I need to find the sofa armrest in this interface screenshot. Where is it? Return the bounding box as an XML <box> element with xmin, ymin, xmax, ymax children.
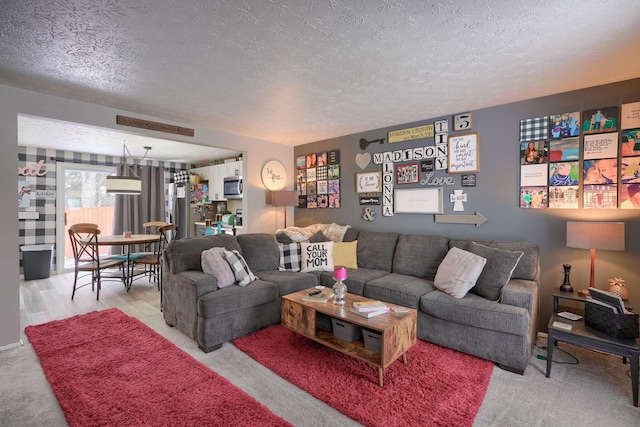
<box><xmin>163</xmin><ymin>270</ymin><xmax>219</xmax><ymax>340</ymax></box>
<box><xmin>174</xmin><ymin>271</ymin><xmax>219</xmax><ymax>297</ymax></box>
<box><xmin>501</xmin><ymin>279</ymin><xmax>538</xmax><ymax>313</ymax></box>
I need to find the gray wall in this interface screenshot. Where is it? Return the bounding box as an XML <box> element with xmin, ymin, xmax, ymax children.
<box><xmin>295</xmin><ymin>78</ymin><xmax>640</xmax><ymax>331</ymax></box>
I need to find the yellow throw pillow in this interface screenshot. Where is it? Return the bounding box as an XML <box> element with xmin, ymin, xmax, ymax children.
<box><xmin>332</xmin><ymin>241</ymin><xmax>358</xmax><ymax>269</ymax></box>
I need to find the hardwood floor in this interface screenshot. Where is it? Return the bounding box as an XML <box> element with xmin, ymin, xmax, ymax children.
<box><xmin>20</xmin><ymin>271</ymin><xmax>162</xmax><ymax>327</ymax></box>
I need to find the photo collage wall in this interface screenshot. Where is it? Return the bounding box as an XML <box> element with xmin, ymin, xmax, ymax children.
<box><xmin>519</xmin><ymin>101</ymin><xmax>640</xmax><ymax>209</ymax></box>
<box><xmin>296</xmin><ymin>150</ymin><xmax>340</xmax><ymax>208</ymax></box>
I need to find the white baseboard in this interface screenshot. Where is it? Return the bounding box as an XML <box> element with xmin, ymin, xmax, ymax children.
<box><xmin>0</xmin><ymin>339</ymin><xmax>23</xmax><ymax>352</ymax></box>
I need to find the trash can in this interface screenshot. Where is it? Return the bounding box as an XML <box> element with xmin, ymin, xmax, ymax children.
<box><xmin>20</xmin><ymin>244</ymin><xmax>54</xmax><ymax>280</ymax></box>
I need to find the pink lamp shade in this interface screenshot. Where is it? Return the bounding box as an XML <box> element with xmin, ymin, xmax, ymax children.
<box><xmin>566</xmin><ymin>221</ymin><xmax>624</xmax><ymax>287</ymax></box>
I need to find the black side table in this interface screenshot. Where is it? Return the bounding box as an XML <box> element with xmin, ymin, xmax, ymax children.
<box><xmin>546</xmin><ymin>295</ymin><xmax>640</xmax><ymax>407</ymax></box>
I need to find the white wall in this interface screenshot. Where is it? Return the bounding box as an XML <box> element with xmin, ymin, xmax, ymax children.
<box><xmin>0</xmin><ymin>84</ymin><xmax>295</xmax><ymax>347</ymax></box>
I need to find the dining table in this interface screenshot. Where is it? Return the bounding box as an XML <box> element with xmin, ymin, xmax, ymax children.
<box><xmin>92</xmin><ymin>234</ymin><xmax>162</xmax><ymax>290</ymax></box>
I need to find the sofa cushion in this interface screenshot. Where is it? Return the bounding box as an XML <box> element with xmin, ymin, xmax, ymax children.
<box><xmin>224</xmin><ymin>250</ymin><xmax>258</xmax><ymax>286</ymax></box>
<box><xmin>308</xmin><ymin>230</ymin><xmax>329</xmax><ymax>242</ymax></box>
<box><xmin>278</xmin><ymin>243</ymin><xmax>301</xmax><ymax>272</ymax></box>
<box><xmin>392</xmin><ymin>234</ymin><xmax>449</xmax><ymax>280</ymax></box>
<box><xmin>332</xmin><ymin>241</ymin><xmax>358</xmax><ymax>269</ymax></box>
<box><xmin>256</xmin><ymin>270</ymin><xmax>320</xmax><ymax>296</ymax></box>
<box><xmin>468</xmin><ymin>242</ymin><xmax>523</xmax><ymax>301</ymax></box>
<box><xmin>434</xmin><ymin>247</ymin><xmax>486</xmax><ymax>298</ymax></box>
<box><xmin>237</xmin><ymin>234</ymin><xmax>280</xmax><ymax>272</ymax></box>
<box><xmin>449</xmin><ymin>239</ymin><xmax>539</xmax><ymax>281</ymax></box>
<box><xmin>420</xmin><ymin>290</ymin><xmax>529</xmax><ymax>336</ymax></box>
<box><xmin>300</xmin><ymin>241</ymin><xmax>334</xmax><ymax>272</ymax></box>
<box><xmin>197</xmin><ymin>280</ymin><xmax>278</xmax><ymax>318</ymax></box>
<box><xmin>356</xmin><ymin>231</ymin><xmax>399</xmax><ymax>272</ymax></box>
<box><xmin>320</xmin><ymin>268</ymin><xmax>390</xmax><ymax>296</ymax></box>
<box><xmin>166</xmin><ymin>234</ymin><xmax>241</xmax><ymax>273</ymax></box>
<box><xmin>201</xmin><ymin>247</ymin><xmax>235</xmax><ymax>288</ymax></box>
<box><xmin>364</xmin><ymin>273</ymin><xmax>436</xmax><ymax>309</ymax></box>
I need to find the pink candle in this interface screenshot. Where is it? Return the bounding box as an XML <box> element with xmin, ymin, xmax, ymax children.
<box><xmin>333</xmin><ymin>266</ymin><xmax>347</xmax><ymax>281</ymax></box>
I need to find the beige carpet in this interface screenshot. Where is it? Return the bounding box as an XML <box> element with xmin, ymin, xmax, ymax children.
<box><xmin>2</xmin><ymin>305</ymin><xmax>639</xmax><ymax>426</ymax></box>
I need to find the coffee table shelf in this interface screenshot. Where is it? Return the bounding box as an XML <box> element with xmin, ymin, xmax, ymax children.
<box><xmin>281</xmin><ymin>288</ymin><xmax>417</xmax><ymax>386</ymax></box>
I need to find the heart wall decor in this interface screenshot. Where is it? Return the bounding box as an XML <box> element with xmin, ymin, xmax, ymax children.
<box><xmin>355</xmin><ymin>152</ymin><xmax>371</xmax><ymax>170</ymax></box>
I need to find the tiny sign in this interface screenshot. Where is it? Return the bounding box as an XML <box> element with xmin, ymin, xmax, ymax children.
<box><xmin>462</xmin><ymin>174</ymin><xmax>476</xmax><ymax>187</ymax></box>
<box><xmin>359</xmin><ymin>195</ymin><xmax>380</xmax><ymax>205</ymax></box>
<box><xmin>19</xmin><ymin>211</ymin><xmax>39</xmax><ymax>220</ymax></box>
<box><xmin>35</xmin><ymin>190</ymin><xmax>56</xmax><ymax>198</ymax></box>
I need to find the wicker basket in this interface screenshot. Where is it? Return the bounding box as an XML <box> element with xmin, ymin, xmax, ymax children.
<box><xmin>585</xmin><ymin>302</ymin><xmax>639</xmax><ymax>339</ymax></box>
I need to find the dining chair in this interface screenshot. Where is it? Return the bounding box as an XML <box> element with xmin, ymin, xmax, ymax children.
<box><xmin>132</xmin><ymin>224</ymin><xmax>177</xmax><ymax>305</ymax></box>
<box><xmin>67</xmin><ymin>224</ymin><xmax>126</xmax><ymax>300</ymax></box>
<box><xmin>131</xmin><ymin>221</ymin><xmax>169</xmax><ymax>280</ymax></box>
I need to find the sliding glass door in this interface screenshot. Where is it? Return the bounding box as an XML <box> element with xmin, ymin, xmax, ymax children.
<box><xmin>55</xmin><ymin>163</ymin><xmax>116</xmax><ymax>273</ymax></box>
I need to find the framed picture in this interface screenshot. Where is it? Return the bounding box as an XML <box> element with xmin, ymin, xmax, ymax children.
<box><xmin>448</xmin><ymin>132</ymin><xmax>479</xmax><ymax>173</ymax></box>
<box><xmin>395</xmin><ymin>162</ymin><xmax>419</xmax><ymax>184</ymax></box>
<box><xmin>355</xmin><ymin>171</ymin><xmax>382</xmax><ymax>193</ymax></box>
<box><xmin>394</xmin><ymin>188</ymin><xmax>443</xmax><ymax>214</ymax></box>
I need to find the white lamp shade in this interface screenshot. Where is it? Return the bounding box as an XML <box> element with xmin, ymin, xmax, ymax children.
<box><xmin>106</xmin><ymin>176</ymin><xmax>142</xmax><ymax>195</ymax></box>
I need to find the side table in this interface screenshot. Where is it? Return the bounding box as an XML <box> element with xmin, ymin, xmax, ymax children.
<box><xmin>546</xmin><ymin>289</ymin><xmax>639</xmax><ymax>407</ymax></box>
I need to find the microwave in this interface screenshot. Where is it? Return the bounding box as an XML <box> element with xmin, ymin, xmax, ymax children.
<box><xmin>223</xmin><ymin>176</ymin><xmax>243</xmax><ymax>199</ymax></box>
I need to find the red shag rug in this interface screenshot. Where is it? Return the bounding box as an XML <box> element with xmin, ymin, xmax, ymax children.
<box><xmin>234</xmin><ymin>325</ymin><xmax>493</xmax><ymax>427</ymax></box>
<box><xmin>25</xmin><ymin>309</ymin><xmax>290</xmax><ymax>427</ymax></box>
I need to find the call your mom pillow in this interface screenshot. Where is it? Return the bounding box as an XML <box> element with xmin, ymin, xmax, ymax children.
<box><xmin>300</xmin><ymin>241</ymin><xmax>334</xmax><ymax>272</ymax></box>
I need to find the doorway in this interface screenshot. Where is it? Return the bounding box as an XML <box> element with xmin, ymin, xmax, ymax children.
<box><xmin>55</xmin><ymin>163</ymin><xmax>116</xmax><ymax>273</ymax></box>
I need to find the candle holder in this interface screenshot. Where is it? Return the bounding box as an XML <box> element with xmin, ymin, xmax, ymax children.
<box><xmin>559</xmin><ymin>264</ymin><xmax>573</xmax><ymax>292</ymax></box>
<box><xmin>332</xmin><ymin>266</ymin><xmax>348</xmax><ymax>305</ymax></box>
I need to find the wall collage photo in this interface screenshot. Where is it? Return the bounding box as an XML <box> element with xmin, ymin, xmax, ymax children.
<box><xmin>519</xmin><ymin>101</ymin><xmax>640</xmax><ymax>209</ymax></box>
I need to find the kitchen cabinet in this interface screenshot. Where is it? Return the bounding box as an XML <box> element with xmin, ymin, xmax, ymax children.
<box><xmin>208</xmin><ymin>160</ymin><xmax>243</xmax><ymax>201</ymax></box>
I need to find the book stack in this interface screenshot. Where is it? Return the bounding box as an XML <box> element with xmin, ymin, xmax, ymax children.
<box><xmin>350</xmin><ymin>300</ymin><xmax>389</xmax><ymax>318</ymax></box>
<box><xmin>301</xmin><ymin>290</ymin><xmax>333</xmax><ymax>303</ymax></box>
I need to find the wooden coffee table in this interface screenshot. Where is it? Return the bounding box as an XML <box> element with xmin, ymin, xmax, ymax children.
<box><xmin>281</xmin><ymin>288</ymin><xmax>417</xmax><ymax>386</ymax></box>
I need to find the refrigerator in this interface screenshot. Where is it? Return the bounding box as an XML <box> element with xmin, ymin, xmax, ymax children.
<box><xmin>169</xmin><ymin>183</ymin><xmax>203</xmax><ymax>239</ymax></box>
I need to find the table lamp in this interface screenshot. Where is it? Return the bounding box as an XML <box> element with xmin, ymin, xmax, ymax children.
<box><xmin>566</xmin><ymin>221</ymin><xmax>625</xmax><ymax>289</ymax></box>
<box><xmin>271</xmin><ymin>190</ymin><xmax>298</xmax><ymax>228</ymax></box>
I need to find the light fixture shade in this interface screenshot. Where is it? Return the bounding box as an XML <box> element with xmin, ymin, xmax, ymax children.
<box><xmin>271</xmin><ymin>190</ymin><xmax>298</xmax><ymax>207</ymax></box>
<box><xmin>566</xmin><ymin>221</ymin><xmax>625</xmax><ymax>250</ymax></box>
<box><xmin>106</xmin><ymin>176</ymin><xmax>142</xmax><ymax>195</ymax></box>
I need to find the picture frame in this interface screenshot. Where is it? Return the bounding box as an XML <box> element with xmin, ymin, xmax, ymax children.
<box><xmin>395</xmin><ymin>162</ymin><xmax>419</xmax><ymax>184</ymax></box>
<box><xmin>394</xmin><ymin>187</ymin><xmax>443</xmax><ymax>214</ymax></box>
<box><xmin>448</xmin><ymin>132</ymin><xmax>479</xmax><ymax>173</ymax></box>
<box><xmin>355</xmin><ymin>171</ymin><xmax>382</xmax><ymax>193</ymax></box>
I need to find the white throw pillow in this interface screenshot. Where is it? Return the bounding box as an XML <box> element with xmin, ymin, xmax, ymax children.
<box><xmin>300</xmin><ymin>241</ymin><xmax>334</xmax><ymax>272</ymax></box>
<box><xmin>201</xmin><ymin>247</ymin><xmax>236</xmax><ymax>288</ymax></box>
<box><xmin>434</xmin><ymin>247</ymin><xmax>486</xmax><ymax>298</ymax></box>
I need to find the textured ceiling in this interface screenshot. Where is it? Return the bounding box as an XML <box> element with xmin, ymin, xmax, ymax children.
<box><xmin>2</xmin><ymin>0</ymin><xmax>640</xmax><ymax>160</ymax></box>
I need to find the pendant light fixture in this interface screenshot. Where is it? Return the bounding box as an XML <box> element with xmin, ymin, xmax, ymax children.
<box><xmin>106</xmin><ymin>143</ymin><xmax>150</xmax><ymax>195</ymax></box>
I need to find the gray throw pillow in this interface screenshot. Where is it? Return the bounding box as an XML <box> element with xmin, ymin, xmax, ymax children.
<box><xmin>468</xmin><ymin>242</ymin><xmax>523</xmax><ymax>301</ymax></box>
<box><xmin>308</xmin><ymin>230</ymin><xmax>329</xmax><ymax>243</ymax></box>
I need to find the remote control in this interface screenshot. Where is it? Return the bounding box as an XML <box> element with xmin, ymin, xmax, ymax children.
<box><xmin>308</xmin><ymin>290</ymin><xmax>322</xmax><ymax>296</ymax></box>
<box><xmin>557</xmin><ymin>311</ymin><xmax>582</xmax><ymax>321</ymax></box>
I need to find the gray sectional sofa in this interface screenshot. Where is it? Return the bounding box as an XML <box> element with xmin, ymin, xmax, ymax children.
<box><xmin>163</xmin><ymin>229</ymin><xmax>539</xmax><ymax>374</ymax></box>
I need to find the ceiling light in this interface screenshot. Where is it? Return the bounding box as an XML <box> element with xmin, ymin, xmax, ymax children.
<box><xmin>106</xmin><ymin>144</ymin><xmax>150</xmax><ymax>195</ymax></box>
